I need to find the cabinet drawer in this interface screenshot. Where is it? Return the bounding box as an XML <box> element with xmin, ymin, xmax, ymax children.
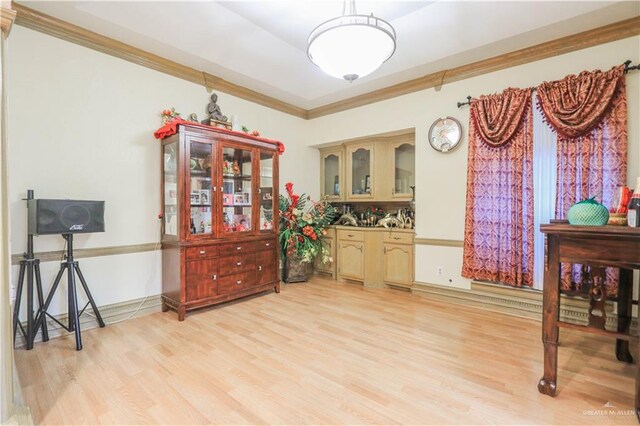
<box><xmin>185</xmin><ymin>259</ymin><xmax>218</xmax><ymax>301</ymax></box>
<box><xmin>185</xmin><ymin>245</ymin><xmax>219</xmax><ymax>260</ymax></box>
<box><xmin>256</xmin><ymin>250</ymin><xmax>278</xmax><ymax>285</ymax></box>
<box><xmin>219</xmin><ymin>253</ymin><xmax>256</xmax><ymax>276</ymax></box>
<box><xmin>382</xmin><ymin>232</ymin><xmax>413</xmax><ymax>244</ymax></box>
<box><xmin>338</xmin><ymin>230</ymin><xmax>364</xmax><ymax>242</ymax></box>
<box><xmin>218</xmin><ymin>271</ymin><xmax>256</xmax><ymax>295</ymax></box>
<box><xmin>219</xmin><ymin>241</ymin><xmax>256</xmax><ymax>256</ymax></box>
<box><xmin>256</xmin><ymin>238</ymin><xmax>277</xmax><ymax>252</ymax></box>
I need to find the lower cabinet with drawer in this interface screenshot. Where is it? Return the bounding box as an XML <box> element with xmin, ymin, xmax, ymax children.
<box><xmin>162</xmin><ymin>236</ymin><xmax>280</xmax><ymax>321</ymax></box>
<box><xmin>334</xmin><ymin>227</ymin><xmax>414</xmax><ymax>288</ymax></box>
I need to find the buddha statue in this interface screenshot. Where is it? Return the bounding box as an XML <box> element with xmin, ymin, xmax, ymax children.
<box><xmin>201</xmin><ymin>93</ymin><xmax>228</xmax><ymax>124</ymax></box>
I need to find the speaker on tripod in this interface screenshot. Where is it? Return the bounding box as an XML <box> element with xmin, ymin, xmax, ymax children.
<box><xmin>19</xmin><ymin>194</ymin><xmax>107</xmax><ymax>351</ymax></box>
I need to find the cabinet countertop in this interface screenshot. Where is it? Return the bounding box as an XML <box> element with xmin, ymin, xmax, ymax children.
<box><xmin>329</xmin><ymin>225</ymin><xmax>415</xmax><ymax>234</ymax></box>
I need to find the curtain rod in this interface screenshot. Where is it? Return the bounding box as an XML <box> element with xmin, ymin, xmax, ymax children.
<box><xmin>456</xmin><ymin>60</ymin><xmax>639</xmax><ymax>108</ymax></box>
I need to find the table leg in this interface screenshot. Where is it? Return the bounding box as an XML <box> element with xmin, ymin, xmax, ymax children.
<box><xmin>539</xmin><ymin>235</ymin><xmax>559</xmax><ymax>396</ymax></box>
<box><xmin>637</xmin><ymin>334</ymin><xmax>640</xmax><ymax>422</ymax></box>
<box><xmin>616</xmin><ymin>268</ymin><xmax>633</xmax><ymax>363</ymax></box>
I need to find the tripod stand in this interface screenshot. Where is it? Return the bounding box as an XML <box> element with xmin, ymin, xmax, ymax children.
<box><xmin>36</xmin><ymin>233</ymin><xmax>105</xmax><ymax>351</ymax></box>
<box><xmin>13</xmin><ymin>190</ymin><xmax>49</xmax><ymax>349</ymax></box>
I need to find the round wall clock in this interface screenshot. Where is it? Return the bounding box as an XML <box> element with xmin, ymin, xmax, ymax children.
<box><xmin>428</xmin><ymin>116</ymin><xmax>462</xmax><ymax>153</ymax></box>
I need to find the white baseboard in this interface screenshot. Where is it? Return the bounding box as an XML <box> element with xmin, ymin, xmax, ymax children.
<box><xmin>14</xmin><ymin>294</ymin><xmax>162</xmax><ymax>348</ymax></box>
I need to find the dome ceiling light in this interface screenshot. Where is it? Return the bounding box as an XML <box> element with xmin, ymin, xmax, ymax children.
<box><xmin>307</xmin><ymin>0</ymin><xmax>397</xmax><ymax>82</ymax></box>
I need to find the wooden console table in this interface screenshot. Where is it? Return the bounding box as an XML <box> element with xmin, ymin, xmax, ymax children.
<box><xmin>538</xmin><ymin>224</ymin><xmax>640</xmax><ymax>418</ymax></box>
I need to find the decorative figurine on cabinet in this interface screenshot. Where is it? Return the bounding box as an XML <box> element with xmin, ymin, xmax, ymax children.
<box><xmin>201</xmin><ymin>93</ymin><xmax>231</xmax><ymax>129</ymax></box>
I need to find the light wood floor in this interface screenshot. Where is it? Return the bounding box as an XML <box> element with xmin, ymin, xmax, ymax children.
<box><xmin>15</xmin><ymin>276</ymin><xmax>637</xmax><ymax>425</ymax></box>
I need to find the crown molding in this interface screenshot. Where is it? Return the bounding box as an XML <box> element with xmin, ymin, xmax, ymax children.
<box><xmin>1</xmin><ymin>7</ymin><xmax>16</xmax><ymax>37</ymax></box>
<box><xmin>307</xmin><ymin>16</ymin><xmax>640</xmax><ymax>119</ymax></box>
<box><xmin>12</xmin><ymin>3</ymin><xmax>308</xmax><ymax>119</ymax></box>
<box><xmin>11</xmin><ymin>3</ymin><xmax>640</xmax><ymax>121</ymax></box>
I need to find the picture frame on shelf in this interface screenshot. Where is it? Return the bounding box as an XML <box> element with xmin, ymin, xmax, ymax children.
<box><xmin>234</xmin><ymin>194</ymin><xmax>244</xmax><ymax>205</ymax></box>
<box><xmin>190</xmin><ymin>192</ymin><xmax>201</xmax><ymax>205</ymax></box>
<box><xmin>365</xmin><ymin>175</ymin><xmax>371</xmax><ymax>193</ymax></box>
<box><xmin>199</xmin><ymin>190</ymin><xmax>210</xmax><ymax>205</ymax></box>
<box><xmin>223</xmin><ymin>193</ymin><xmax>234</xmax><ymax>206</ymax></box>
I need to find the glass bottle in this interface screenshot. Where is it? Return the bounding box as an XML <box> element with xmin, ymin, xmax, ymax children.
<box><xmin>628</xmin><ymin>177</ymin><xmax>640</xmax><ymax>227</ymax></box>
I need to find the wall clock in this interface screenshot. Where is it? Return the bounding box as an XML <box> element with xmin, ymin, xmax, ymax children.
<box><xmin>428</xmin><ymin>116</ymin><xmax>462</xmax><ymax>153</ymax></box>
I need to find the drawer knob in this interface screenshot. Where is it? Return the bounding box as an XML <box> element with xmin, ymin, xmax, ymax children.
<box><xmin>236</xmin><ymin>246</ymin><xmax>242</xmax><ymax>251</ymax></box>
<box><xmin>265</xmin><ymin>243</ymin><xmax>270</xmax><ymax>247</ymax></box>
<box><xmin>236</xmin><ymin>262</ymin><xmax>242</xmax><ymax>266</ymax></box>
<box><xmin>211</xmin><ymin>274</ymin><xmax>217</xmax><ymax>280</ymax></box>
<box><xmin>348</xmin><ymin>234</ymin><xmax>354</xmax><ymax>237</ymax></box>
<box><xmin>236</xmin><ymin>280</ymin><xmax>242</xmax><ymax>285</ymax></box>
<box><xmin>199</xmin><ymin>250</ymin><xmax>206</xmax><ymax>254</ymax></box>
<box><xmin>393</xmin><ymin>237</ymin><xmax>400</xmax><ymax>240</ymax></box>
<box><xmin>258</xmin><ymin>265</ymin><xmax>262</xmax><ymax>271</ymax></box>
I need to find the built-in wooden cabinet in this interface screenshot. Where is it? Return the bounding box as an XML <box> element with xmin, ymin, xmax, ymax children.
<box><xmin>333</xmin><ymin>227</ymin><xmax>413</xmax><ymax>288</ymax></box>
<box><xmin>382</xmin><ymin>232</ymin><xmax>414</xmax><ymax>287</ymax></box>
<box><xmin>160</xmin><ymin>123</ymin><xmax>280</xmax><ymax>321</ymax></box>
<box><xmin>314</xmin><ymin>227</ymin><xmax>336</xmax><ymax>278</ymax></box>
<box><xmin>320</xmin><ymin>149</ymin><xmax>344</xmax><ymax>200</ymax></box>
<box><xmin>318</xmin><ymin>130</ymin><xmax>414</xmax><ymax>202</ymax></box>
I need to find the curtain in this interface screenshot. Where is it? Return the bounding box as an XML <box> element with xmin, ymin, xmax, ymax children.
<box><xmin>537</xmin><ymin>65</ymin><xmax>627</xmax><ymax>295</ymax></box>
<box><xmin>462</xmin><ymin>88</ymin><xmax>534</xmax><ymax>288</ymax></box>
<box><xmin>532</xmin><ymin>106</ymin><xmax>557</xmax><ymax>290</ymax></box>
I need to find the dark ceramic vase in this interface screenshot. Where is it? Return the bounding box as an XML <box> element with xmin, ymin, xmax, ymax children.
<box><xmin>283</xmin><ymin>253</ymin><xmax>308</xmax><ymax>283</ymax></box>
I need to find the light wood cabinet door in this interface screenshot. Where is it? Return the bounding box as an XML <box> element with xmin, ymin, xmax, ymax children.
<box><xmin>346</xmin><ymin>143</ymin><xmax>374</xmax><ymax>200</ymax></box>
<box><xmin>338</xmin><ymin>240</ymin><xmax>365</xmax><ymax>281</ymax></box>
<box><xmin>389</xmin><ymin>140</ymin><xmax>415</xmax><ymax>200</ymax></box>
<box><xmin>320</xmin><ymin>148</ymin><xmax>344</xmax><ymax>200</ymax></box>
<box><xmin>383</xmin><ymin>243</ymin><xmax>413</xmax><ymax>286</ymax></box>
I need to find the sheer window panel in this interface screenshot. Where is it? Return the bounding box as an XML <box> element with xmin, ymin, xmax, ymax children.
<box><xmin>533</xmin><ymin>105</ymin><xmax>557</xmax><ymax>290</ymax></box>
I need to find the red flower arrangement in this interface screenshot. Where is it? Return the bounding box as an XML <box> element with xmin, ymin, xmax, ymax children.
<box><xmin>279</xmin><ymin>182</ymin><xmax>336</xmax><ymax>263</ymax></box>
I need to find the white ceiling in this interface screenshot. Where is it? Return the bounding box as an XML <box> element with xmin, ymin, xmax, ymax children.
<box><xmin>19</xmin><ymin>1</ymin><xmax>640</xmax><ymax>109</ymax></box>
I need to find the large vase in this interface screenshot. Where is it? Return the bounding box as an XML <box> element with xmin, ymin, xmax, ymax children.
<box><xmin>283</xmin><ymin>253</ymin><xmax>308</xmax><ymax>283</ymax></box>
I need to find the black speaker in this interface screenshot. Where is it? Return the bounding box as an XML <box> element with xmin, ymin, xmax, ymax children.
<box><xmin>27</xmin><ymin>199</ymin><xmax>105</xmax><ymax>235</ymax></box>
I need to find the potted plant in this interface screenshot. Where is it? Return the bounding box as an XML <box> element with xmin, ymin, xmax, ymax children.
<box><xmin>279</xmin><ymin>182</ymin><xmax>337</xmax><ymax>283</ymax></box>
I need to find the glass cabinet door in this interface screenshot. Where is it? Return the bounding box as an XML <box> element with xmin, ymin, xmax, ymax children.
<box><xmin>348</xmin><ymin>144</ymin><xmax>373</xmax><ymax>198</ymax></box>
<box><xmin>392</xmin><ymin>142</ymin><xmax>415</xmax><ymax>198</ymax></box>
<box><xmin>221</xmin><ymin>146</ymin><xmax>253</xmax><ymax>234</ymax></box>
<box><xmin>259</xmin><ymin>151</ymin><xmax>275</xmax><ymax>232</ymax></box>
<box><xmin>188</xmin><ymin>140</ymin><xmax>214</xmax><ymax>237</ymax></box>
<box><xmin>322</xmin><ymin>151</ymin><xmax>342</xmax><ymax>199</ymax></box>
<box><xmin>163</xmin><ymin>141</ymin><xmax>179</xmax><ymax>237</ymax></box>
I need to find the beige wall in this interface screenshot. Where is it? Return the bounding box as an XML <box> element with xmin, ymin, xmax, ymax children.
<box><xmin>0</xmin><ymin>28</ymin><xmax>13</xmax><ymax>423</ymax></box>
<box><xmin>6</xmin><ymin>26</ymin><xmax>314</xmax><ymax>317</ymax></box>
<box><xmin>306</xmin><ymin>36</ymin><xmax>640</xmax><ymax>289</ymax></box>
<box><xmin>5</xmin><ymin>27</ymin><xmax>640</xmax><ymax>306</ymax></box>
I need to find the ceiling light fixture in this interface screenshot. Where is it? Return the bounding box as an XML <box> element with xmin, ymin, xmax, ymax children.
<box><xmin>307</xmin><ymin>0</ymin><xmax>396</xmax><ymax>82</ymax></box>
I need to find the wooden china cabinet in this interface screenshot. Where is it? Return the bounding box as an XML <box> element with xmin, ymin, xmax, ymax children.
<box><xmin>160</xmin><ymin>123</ymin><xmax>280</xmax><ymax>320</ymax></box>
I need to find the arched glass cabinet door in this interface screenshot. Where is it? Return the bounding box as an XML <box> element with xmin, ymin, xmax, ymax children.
<box><xmin>347</xmin><ymin>143</ymin><xmax>374</xmax><ymax>199</ymax></box>
<box><xmin>390</xmin><ymin>142</ymin><xmax>415</xmax><ymax>199</ymax></box>
<box><xmin>321</xmin><ymin>149</ymin><xmax>343</xmax><ymax>200</ymax></box>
